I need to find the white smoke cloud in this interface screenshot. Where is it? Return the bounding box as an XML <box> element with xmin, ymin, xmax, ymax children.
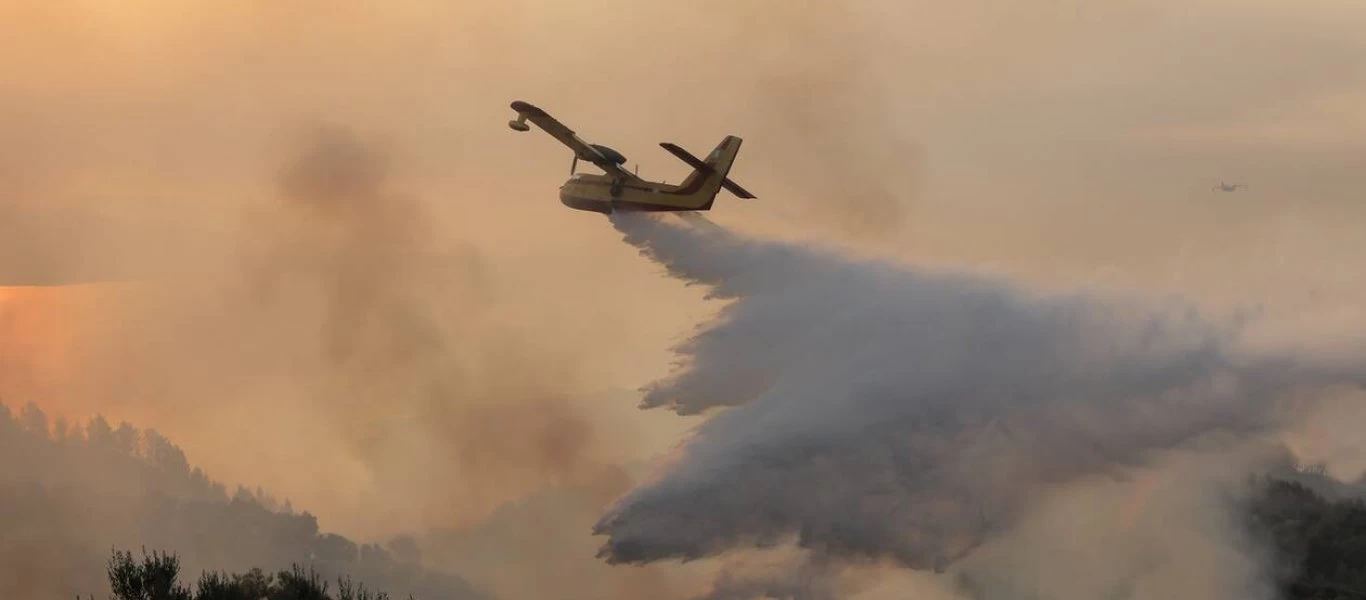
<box><xmin>593</xmin><ymin>214</ymin><xmax>1364</xmax><ymax>576</ymax></box>
<box><xmin>946</xmin><ymin>446</ymin><xmax>1285</xmax><ymax>600</ymax></box>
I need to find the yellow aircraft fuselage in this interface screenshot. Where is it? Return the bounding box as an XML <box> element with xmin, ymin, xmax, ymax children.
<box><xmin>508</xmin><ymin>100</ymin><xmax>755</xmax><ymax>214</ymax></box>
<box><xmin>558</xmin><ymin>171</ymin><xmax>726</xmax><ymax>214</ymax></box>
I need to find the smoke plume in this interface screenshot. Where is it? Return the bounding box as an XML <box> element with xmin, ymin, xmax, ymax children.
<box><xmin>199</xmin><ymin>124</ymin><xmax>622</xmax><ymax>534</ymax></box>
<box><xmin>594</xmin><ymin>214</ymin><xmax>1364</xmax><ymax>575</ymax></box>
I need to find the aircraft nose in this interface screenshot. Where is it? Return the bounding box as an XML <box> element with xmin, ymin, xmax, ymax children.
<box><xmin>558</xmin><ymin>189</ymin><xmax>580</xmax><ymax>209</ymax></box>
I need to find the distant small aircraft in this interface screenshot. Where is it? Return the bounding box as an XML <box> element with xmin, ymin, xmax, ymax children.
<box><xmin>1212</xmin><ymin>181</ymin><xmax>1247</xmax><ymax>192</ymax></box>
<box><xmin>508</xmin><ymin>100</ymin><xmax>755</xmax><ymax>214</ymax></box>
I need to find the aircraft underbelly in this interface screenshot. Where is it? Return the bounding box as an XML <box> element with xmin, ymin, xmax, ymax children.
<box><xmin>559</xmin><ymin>180</ymin><xmax>704</xmax><ymax>213</ymax></box>
<box><xmin>559</xmin><ymin>189</ymin><xmax>613</xmax><ymax>214</ymax></box>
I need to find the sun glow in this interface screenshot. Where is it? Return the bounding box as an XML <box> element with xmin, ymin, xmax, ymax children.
<box><xmin>0</xmin><ymin>285</ymin><xmax>103</xmax><ymax>421</ymax></box>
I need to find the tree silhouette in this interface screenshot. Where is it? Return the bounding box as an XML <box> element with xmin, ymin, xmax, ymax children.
<box><xmin>104</xmin><ymin>548</ymin><xmax>400</xmax><ymax>600</ymax></box>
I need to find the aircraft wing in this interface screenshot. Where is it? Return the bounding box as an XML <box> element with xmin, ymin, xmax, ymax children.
<box><xmin>510</xmin><ymin>101</ymin><xmax>638</xmax><ymax>181</ymax></box>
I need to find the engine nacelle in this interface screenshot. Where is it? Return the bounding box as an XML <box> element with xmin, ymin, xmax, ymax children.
<box><xmin>508</xmin><ymin>115</ymin><xmax>530</xmax><ymax>132</ymax></box>
<box><xmin>590</xmin><ymin>144</ymin><xmax>627</xmax><ymax>165</ymax></box>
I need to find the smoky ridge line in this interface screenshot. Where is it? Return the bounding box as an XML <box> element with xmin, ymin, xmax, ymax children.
<box><xmin>0</xmin><ymin>401</ymin><xmax>488</xmax><ymax>599</ymax></box>
<box><xmin>592</xmin><ymin>212</ymin><xmax>1366</xmax><ymax>574</ymax></box>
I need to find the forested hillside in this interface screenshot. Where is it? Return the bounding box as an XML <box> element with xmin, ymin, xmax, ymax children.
<box><xmin>1247</xmin><ymin>476</ymin><xmax>1366</xmax><ymax>599</ymax></box>
<box><xmin>0</xmin><ymin>402</ymin><xmax>483</xmax><ymax>599</ymax></box>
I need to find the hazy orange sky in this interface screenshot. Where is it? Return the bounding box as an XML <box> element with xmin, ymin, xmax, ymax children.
<box><xmin>2</xmin><ymin>1</ymin><xmax>1364</xmax><ymax>580</ymax></box>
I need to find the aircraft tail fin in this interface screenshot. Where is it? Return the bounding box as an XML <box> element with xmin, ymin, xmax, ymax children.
<box><xmin>660</xmin><ymin>137</ymin><xmax>756</xmax><ymax>200</ymax></box>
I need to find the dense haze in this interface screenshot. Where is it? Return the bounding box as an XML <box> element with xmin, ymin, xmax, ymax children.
<box><xmin>2</xmin><ymin>1</ymin><xmax>1365</xmax><ymax>598</ymax></box>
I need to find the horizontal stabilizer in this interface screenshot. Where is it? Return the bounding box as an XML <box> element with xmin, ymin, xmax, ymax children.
<box><xmin>721</xmin><ymin>178</ymin><xmax>757</xmax><ymax>199</ymax></box>
<box><xmin>660</xmin><ymin>142</ymin><xmax>714</xmax><ymax>173</ymax></box>
<box><xmin>659</xmin><ymin>142</ymin><xmax>757</xmax><ymax>199</ymax></box>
